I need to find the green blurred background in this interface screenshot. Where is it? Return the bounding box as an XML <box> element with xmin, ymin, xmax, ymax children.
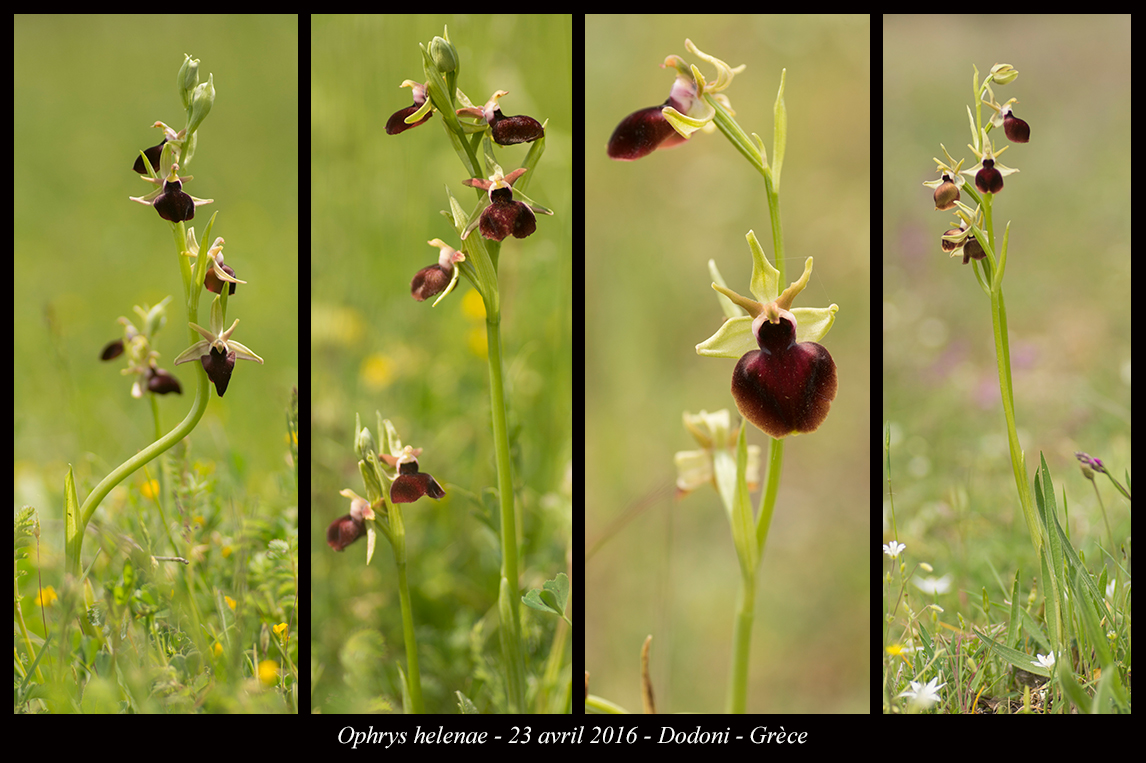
<box><xmin>883</xmin><ymin>17</ymin><xmax>1130</xmax><ymax>601</ymax></box>
<box><xmin>309</xmin><ymin>15</ymin><xmax>572</xmax><ymax>711</ymax></box>
<box><xmin>14</xmin><ymin>17</ymin><xmax>298</xmax><ymax>539</ymax></box>
<box><xmin>586</xmin><ymin>15</ymin><xmax>870</xmax><ymax>713</ymax></box>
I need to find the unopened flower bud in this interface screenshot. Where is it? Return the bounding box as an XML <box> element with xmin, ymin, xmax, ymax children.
<box><xmin>178</xmin><ymin>54</ymin><xmax>200</xmax><ymax>109</ymax></box>
<box><xmin>431</xmin><ymin>35</ymin><xmax>458</xmax><ymax>74</ymax></box>
<box><xmin>187</xmin><ymin>73</ymin><xmax>215</xmax><ymax>136</ymax></box>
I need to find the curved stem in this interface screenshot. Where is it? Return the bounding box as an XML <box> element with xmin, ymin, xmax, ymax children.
<box><xmin>68</xmin><ymin>367</ymin><xmax>209</xmax><ymax>577</ymax></box>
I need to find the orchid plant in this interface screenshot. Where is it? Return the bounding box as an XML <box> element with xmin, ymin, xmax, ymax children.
<box><xmin>589</xmin><ymin>39</ymin><xmax>840</xmax><ymax>714</ymax></box>
<box><xmin>325</xmin><ymin>27</ymin><xmax>568</xmax><ymax>714</ymax></box>
<box><xmin>15</xmin><ymin>55</ymin><xmax>270</xmax><ymax>681</ymax></box>
<box><xmin>886</xmin><ymin>62</ymin><xmax>1131</xmax><ymax>713</ymax></box>
<box><xmin>73</xmin><ymin>54</ymin><xmax>262</xmax><ymax>599</ymax></box>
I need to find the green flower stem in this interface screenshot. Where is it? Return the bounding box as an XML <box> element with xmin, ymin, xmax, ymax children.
<box><xmin>708</xmin><ymin>81</ymin><xmax>791</xmax><ymax>712</ymax></box>
<box><xmin>706</xmin><ymin>93</ymin><xmax>767</xmax><ymax>178</ymax></box>
<box><xmin>147</xmin><ymin>388</ymin><xmax>180</xmax><ymax>556</ymax></box>
<box><xmin>987</xmin><ymin>243</ymin><xmax>1042</xmax><ymax>554</ymax></box>
<box><xmin>388</xmin><ymin>500</ymin><xmax>426</xmax><ymax>713</ymax></box>
<box><xmin>726</xmin><ymin>572</ymin><xmax>755</xmax><ymax>714</ymax></box>
<box><xmin>761</xmin><ymin>172</ymin><xmax>786</xmax><ymax>289</ymax></box>
<box><xmin>756</xmin><ymin>437</ymin><xmax>783</xmax><ymax>561</ymax></box>
<box><xmin>68</xmin><ymin>365</ymin><xmax>209</xmax><ymax>578</ymax></box>
<box><xmin>67</xmin><ymin>220</ymin><xmax>212</xmax><ymax>580</ymax></box>
<box><xmin>485</xmin><ymin>306</ymin><xmax>527</xmax><ymax>713</ymax></box>
<box><xmin>423</xmin><ymin>42</ymin><xmax>530</xmax><ymax>709</ymax></box>
<box><xmin>967</xmin><ymin>125</ymin><xmax>1041</xmax><ymax>556</ymax></box>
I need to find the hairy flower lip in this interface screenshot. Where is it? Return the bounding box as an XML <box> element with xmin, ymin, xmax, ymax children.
<box><xmin>607</xmin><ymin>95</ymin><xmax>690</xmax><ymax>161</ymax></box>
<box><xmin>696</xmin><ymin>233</ymin><xmax>839</xmax><ymax>439</ymax></box>
<box><xmin>461</xmin><ymin>167</ymin><xmax>550</xmax><ymax>241</ymax></box>
<box><xmin>731</xmin><ymin>309</ymin><xmax>837</xmax><ymax>438</ymax></box>
<box><xmin>490</xmin><ymin>112</ymin><xmax>544</xmax><ymax>145</ymax></box>
<box><xmin>326</xmin><ymin>512</ymin><xmax>365</xmax><ymax>551</ymax></box>
<box><xmin>385</xmin><ymin>80</ymin><xmax>433</xmax><ymax>135</ymax></box>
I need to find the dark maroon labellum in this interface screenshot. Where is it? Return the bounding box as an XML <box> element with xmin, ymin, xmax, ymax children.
<box><xmin>154</xmin><ymin>180</ymin><xmax>196</xmax><ymax>222</ymax></box>
<box><xmin>731</xmin><ymin>312</ymin><xmax>837</xmax><ymax>439</ymax></box>
<box><xmin>607</xmin><ymin>97</ymin><xmax>687</xmax><ymax>161</ymax></box>
<box><xmin>411</xmin><ymin>263</ymin><xmax>451</xmax><ymax>301</ymax></box>
<box><xmin>975</xmin><ymin>159</ymin><xmax>1004</xmax><ymax>194</ymax></box>
<box><xmin>386</xmin><ymin>105</ymin><xmax>432</xmax><ymax>135</ymax></box>
<box><xmin>147</xmin><ymin>367</ymin><xmax>182</xmax><ymax>395</ymax></box>
<box><xmin>327</xmin><ymin>513</ymin><xmax>366</xmax><ymax>551</ymax></box>
<box><xmin>1004</xmin><ymin>113</ymin><xmax>1030</xmax><ymax>143</ymax></box>
<box><xmin>100</xmin><ymin>339</ymin><xmax>125</xmax><ymax>361</ymax></box>
<box><xmin>201</xmin><ymin>346</ymin><xmax>236</xmax><ymax>396</ymax></box>
<box><xmin>390</xmin><ymin>461</ymin><xmax>446</xmax><ymax>504</ymax></box>
<box><xmin>205</xmin><ymin>262</ymin><xmax>237</xmax><ymax>295</ymax></box>
<box><xmin>933</xmin><ymin>176</ymin><xmax>959</xmax><ymax>211</ymax></box>
<box><xmin>480</xmin><ymin>188</ymin><xmax>536</xmax><ymax>241</ymax></box>
<box><xmin>490</xmin><ymin>112</ymin><xmax>544</xmax><ymax>145</ymax></box>
<box><xmin>133</xmin><ymin>140</ymin><xmax>166</xmax><ymax>174</ymax></box>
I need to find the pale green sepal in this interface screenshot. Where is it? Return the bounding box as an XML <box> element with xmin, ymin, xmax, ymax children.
<box><xmin>445</xmin><ymin>185</ymin><xmax>469</xmax><ymax>234</ymax></box>
<box><xmin>514</xmin><ymin>130</ymin><xmax>546</xmax><ymax>195</ymax></box>
<box><xmin>405</xmin><ymin>97</ymin><xmax>434</xmax><ymax>125</ymax></box>
<box><xmin>431</xmin><ymin>260</ymin><xmax>462</xmax><ymax>308</ymax></box>
<box><xmin>420</xmin><ymin>43</ymin><xmax>465</xmax><ymax>140</ymax></box>
<box><xmin>751</xmin><ymin>132</ymin><xmax>768</xmax><ymax>169</ymax></box>
<box><xmin>791</xmin><ymin>304</ymin><xmax>839</xmax><ymax>344</ymax></box>
<box><xmin>772</xmin><ymin>69</ymin><xmax>787</xmax><ymax>191</ymax></box>
<box><xmin>966</xmin><ymin>104</ymin><xmax>980</xmax><ymax>152</ymax></box>
<box><xmin>746</xmin><ymin>229</ymin><xmax>779</xmax><ymax>305</ymax></box>
<box><xmin>138</xmin><ymin>150</ymin><xmax>158</xmax><ymax>179</ymax></box>
<box><xmin>696</xmin><ymin>297</ymin><xmax>838</xmax><ymax>359</ymax></box>
<box><xmin>708</xmin><ymin>259</ymin><xmax>745</xmax><ymax>320</ymax></box>
<box><xmin>461</xmin><ymin>196</ymin><xmax>490</xmax><ymax>240</ymax></box>
<box><xmin>663</xmin><ymin>99</ymin><xmax>714</xmax><ymax>139</ymax></box>
<box><xmin>695</xmin><ymin>313</ymin><xmax>755</xmax><ymax>359</ymax></box>
<box><xmin>511</xmin><ymin>186</ymin><xmax>553</xmax><ymax>216</ymax></box>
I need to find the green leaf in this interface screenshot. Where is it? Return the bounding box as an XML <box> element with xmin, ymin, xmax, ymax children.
<box><xmin>64</xmin><ymin>465</ymin><xmax>82</xmax><ymax>577</ymax></box>
<box><xmin>771</xmin><ymin>69</ymin><xmax>787</xmax><ymax>191</ymax></box>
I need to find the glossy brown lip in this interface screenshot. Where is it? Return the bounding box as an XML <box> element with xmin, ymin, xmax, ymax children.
<box><xmin>326</xmin><ymin>513</ymin><xmax>365</xmax><ymax>551</ymax></box>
